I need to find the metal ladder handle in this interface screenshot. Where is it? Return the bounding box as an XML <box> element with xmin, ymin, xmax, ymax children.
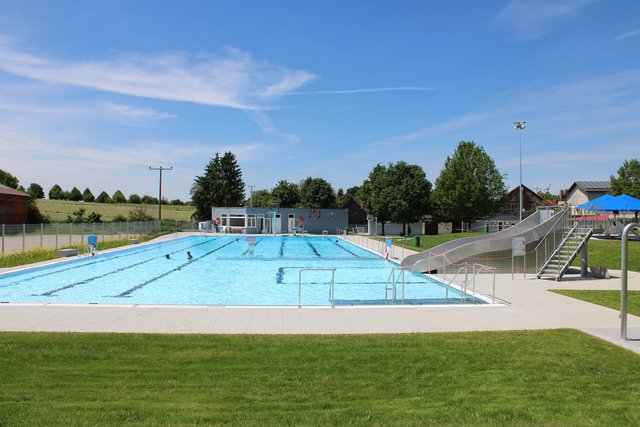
<box><xmin>298</xmin><ymin>268</ymin><xmax>336</xmax><ymax>308</ymax></box>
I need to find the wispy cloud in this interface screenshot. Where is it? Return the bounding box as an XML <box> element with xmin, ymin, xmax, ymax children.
<box><xmin>283</xmin><ymin>86</ymin><xmax>433</xmax><ymax>96</ymax></box>
<box><xmin>613</xmin><ymin>28</ymin><xmax>640</xmax><ymax>42</ymax></box>
<box><xmin>496</xmin><ymin>0</ymin><xmax>594</xmax><ymax>40</ymax></box>
<box><xmin>368</xmin><ymin>112</ymin><xmax>493</xmax><ymax>148</ymax></box>
<box><xmin>244</xmin><ymin>110</ymin><xmax>300</xmax><ymax>143</ymax></box>
<box><xmin>0</xmin><ymin>38</ymin><xmax>315</xmax><ymax>110</ymax></box>
<box><xmin>102</xmin><ymin>101</ymin><xmax>176</xmax><ymax>124</ymax></box>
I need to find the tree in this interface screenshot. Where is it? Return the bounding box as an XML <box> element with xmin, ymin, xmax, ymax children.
<box><xmin>244</xmin><ymin>189</ymin><xmax>270</xmax><ymax>207</ymax></box>
<box><xmin>432</xmin><ymin>141</ymin><xmax>506</xmax><ymax>227</ymax></box>
<box><xmin>170</xmin><ymin>199</ymin><xmax>185</xmax><ymax>205</ymax></box>
<box><xmin>190</xmin><ymin>152</ymin><xmax>245</xmax><ymax>221</ymax></box>
<box><xmin>141</xmin><ymin>195</ymin><xmax>158</xmax><ymax>204</ymax></box>
<box><xmin>128</xmin><ymin>193</ymin><xmax>142</xmax><ymax>204</ymax></box>
<box><xmin>112</xmin><ymin>190</ymin><xmax>127</xmax><ymax>204</ymax></box>
<box><xmin>299</xmin><ymin>177</ymin><xmax>336</xmax><ymax>208</ymax></box>
<box><xmin>27</xmin><ymin>183</ymin><xmax>45</xmax><ymax>199</ymax></box>
<box><xmin>360</xmin><ymin>162</ymin><xmax>431</xmax><ymax>235</ymax></box>
<box><xmin>610</xmin><ymin>159</ymin><xmax>640</xmax><ymax>198</ymax></box>
<box><xmin>0</xmin><ymin>169</ymin><xmax>19</xmax><ymax>189</ymax></box>
<box><xmin>48</xmin><ymin>184</ymin><xmax>64</xmax><ymax>200</ymax></box>
<box><xmin>360</xmin><ymin>165</ymin><xmax>392</xmax><ymax>235</ymax></box>
<box><xmin>96</xmin><ymin>191</ymin><xmax>112</xmax><ymax>203</ymax></box>
<box><xmin>69</xmin><ymin>187</ymin><xmax>83</xmax><ymax>201</ymax></box>
<box><xmin>128</xmin><ymin>206</ymin><xmax>154</xmax><ymax>221</ymax></box>
<box><xmin>270</xmin><ymin>181</ymin><xmax>300</xmax><ymax>207</ymax></box>
<box><xmin>83</xmin><ymin>188</ymin><xmax>95</xmax><ymax>202</ymax></box>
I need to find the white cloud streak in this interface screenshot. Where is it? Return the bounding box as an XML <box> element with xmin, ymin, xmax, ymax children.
<box><xmin>613</xmin><ymin>28</ymin><xmax>640</xmax><ymax>42</ymax></box>
<box><xmin>0</xmin><ymin>39</ymin><xmax>315</xmax><ymax>110</ymax></box>
<box><xmin>102</xmin><ymin>101</ymin><xmax>176</xmax><ymax>123</ymax></box>
<box><xmin>496</xmin><ymin>0</ymin><xmax>594</xmax><ymax>40</ymax></box>
<box><xmin>283</xmin><ymin>86</ymin><xmax>434</xmax><ymax>95</ymax></box>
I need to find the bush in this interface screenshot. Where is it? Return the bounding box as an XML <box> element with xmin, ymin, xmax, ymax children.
<box><xmin>128</xmin><ymin>206</ymin><xmax>154</xmax><ymax>221</ymax></box>
<box><xmin>112</xmin><ymin>214</ymin><xmax>127</xmax><ymax>222</ymax></box>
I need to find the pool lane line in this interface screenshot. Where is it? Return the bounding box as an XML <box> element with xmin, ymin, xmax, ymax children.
<box><xmin>1</xmin><ymin>236</ymin><xmax>202</xmax><ymax>289</ymax></box>
<box><xmin>329</xmin><ymin>238</ymin><xmax>362</xmax><ymax>257</ymax></box>
<box><xmin>35</xmin><ymin>238</ymin><xmax>217</xmax><ymax>297</ymax></box>
<box><xmin>113</xmin><ymin>238</ymin><xmax>240</xmax><ymax>298</ymax></box>
<box><xmin>306</xmin><ymin>240</ymin><xmax>321</xmax><ymax>257</ymax></box>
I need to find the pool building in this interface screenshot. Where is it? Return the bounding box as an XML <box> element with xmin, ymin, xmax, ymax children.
<box><xmin>211</xmin><ymin>207</ymin><xmax>349</xmax><ymax>234</ymax></box>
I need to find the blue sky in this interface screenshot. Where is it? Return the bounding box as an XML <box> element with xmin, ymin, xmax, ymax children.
<box><xmin>1</xmin><ymin>0</ymin><xmax>639</xmax><ymax>201</ymax></box>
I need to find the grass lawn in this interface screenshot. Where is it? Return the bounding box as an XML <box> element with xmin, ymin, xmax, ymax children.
<box><xmin>579</xmin><ymin>238</ymin><xmax>640</xmax><ymax>272</ymax></box>
<box><xmin>2</xmin><ymin>329</ymin><xmax>640</xmax><ymax>425</ymax></box>
<box><xmin>392</xmin><ymin>232</ymin><xmax>486</xmax><ymax>251</ymax></box>
<box><xmin>552</xmin><ymin>290</ymin><xmax>640</xmax><ymax>317</ymax></box>
<box><xmin>36</xmin><ymin>199</ymin><xmax>195</xmax><ymax>222</ymax></box>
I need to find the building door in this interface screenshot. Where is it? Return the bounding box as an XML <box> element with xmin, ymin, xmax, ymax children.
<box><xmin>288</xmin><ymin>214</ymin><xmax>296</xmax><ymax>233</ymax></box>
<box><xmin>275</xmin><ymin>214</ymin><xmax>281</xmax><ymax>233</ymax></box>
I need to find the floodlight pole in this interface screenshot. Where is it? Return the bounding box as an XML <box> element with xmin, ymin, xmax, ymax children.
<box><xmin>514</xmin><ymin>121</ymin><xmax>526</xmax><ymax>222</ymax></box>
<box><xmin>149</xmin><ymin>166</ymin><xmax>173</xmax><ymax>221</ymax></box>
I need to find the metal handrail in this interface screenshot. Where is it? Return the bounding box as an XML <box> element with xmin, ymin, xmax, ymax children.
<box><xmin>534</xmin><ymin>206</ymin><xmax>570</xmax><ymax>252</ymax></box>
<box><xmin>472</xmin><ymin>263</ymin><xmax>497</xmax><ymax>304</ymax></box>
<box><xmin>621</xmin><ymin>223</ymin><xmax>640</xmax><ymax>340</ymax></box>
<box><xmin>385</xmin><ymin>267</ymin><xmax>405</xmax><ymax>304</ymax></box>
<box><xmin>298</xmin><ymin>268</ymin><xmax>336</xmax><ymax>308</ymax></box>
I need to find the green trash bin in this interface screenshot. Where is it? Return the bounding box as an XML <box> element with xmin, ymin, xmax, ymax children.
<box><xmin>483</xmin><ymin>223</ymin><xmax>489</xmax><ymax>233</ymax></box>
<box><xmin>413</xmin><ymin>236</ymin><xmax>420</xmax><ymax>247</ymax></box>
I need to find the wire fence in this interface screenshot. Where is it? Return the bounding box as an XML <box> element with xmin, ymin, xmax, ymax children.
<box><xmin>0</xmin><ymin>221</ymin><xmax>167</xmax><ymax>254</ymax></box>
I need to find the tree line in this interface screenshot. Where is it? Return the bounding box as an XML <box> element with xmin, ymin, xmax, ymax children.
<box><xmin>43</xmin><ymin>184</ymin><xmax>187</xmax><ymax>206</ymax></box>
<box><xmin>189</xmin><ymin>147</ymin><xmax>640</xmax><ymax>234</ymax></box>
<box><xmin>190</xmin><ymin>142</ymin><xmax>508</xmax><ymax>233</ymax></box>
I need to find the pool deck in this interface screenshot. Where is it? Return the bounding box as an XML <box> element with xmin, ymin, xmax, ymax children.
<box><xmin>1</xmin><ymin>233</ymin><xmax>640</xmax><ymax>354</ymax></box>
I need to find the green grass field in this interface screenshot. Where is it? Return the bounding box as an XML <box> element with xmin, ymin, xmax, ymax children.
<box><xmin>1</xmin><ymin>329</ymin><xmax>640</xmax><ymax>425</ymax></box>
<box><xmin>391</xmin><ymin>232</ymin><xmax>485</xmax><ymax>251</ymax></box>
<box><xmin>552</xmin><ymin>290</ymin><xmax>640</xmax><ymax>316</ymax></box>
<box><xmin>36</xmin><ymin>199</ymin><xmax>195</xmax><ymax>222</ymax></box>
<box><xmin>579</xmin><ymin>238</ymin><xmax>640</xmax><ymax>272</ymax></box>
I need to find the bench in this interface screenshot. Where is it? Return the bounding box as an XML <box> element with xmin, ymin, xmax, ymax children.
<box><xmin>129</xmin><ymin>238</ymin><xmax>139</xmax><ymax>244</ymax></box>
<box><xmin>58</xmin><ymin>248</ymin><xmax>77</xmax><ymax>257</ymax></box>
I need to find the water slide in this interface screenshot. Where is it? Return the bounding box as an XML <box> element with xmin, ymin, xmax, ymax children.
<box><xmin>400</xmin><ymin>208</ymin><xmax>565</xmax><ymax>273</ymax></box>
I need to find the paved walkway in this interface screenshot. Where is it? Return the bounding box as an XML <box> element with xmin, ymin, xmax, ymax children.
<box><xmin>1</xmin><ymin>234</ymin><xmax>639</xmax><ymax>354</ymax></box>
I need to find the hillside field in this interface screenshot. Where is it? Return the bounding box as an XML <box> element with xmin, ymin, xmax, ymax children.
<box><xmin>36</xmin><ymin>199</ymin><xmax>195</xmax><ymax>222</ymax></box>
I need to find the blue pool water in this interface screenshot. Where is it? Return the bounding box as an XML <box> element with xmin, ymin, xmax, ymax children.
<box><xmin>0</xmin><ymin>236</ymin><xmax>484</xmax><ymax>306</ymax></box>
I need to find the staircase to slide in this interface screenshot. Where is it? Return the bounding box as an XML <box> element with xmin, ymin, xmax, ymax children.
<box><xmin>400</xmin><ymin>206</ymin><xmax>596</xmax><ymax>278</ymax></box>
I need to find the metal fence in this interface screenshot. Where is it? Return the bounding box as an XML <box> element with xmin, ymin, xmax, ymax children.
<box><xmin>1</xmin><ymin>221</ymin><xmax>164</xmax><ymax>254</ymax></box>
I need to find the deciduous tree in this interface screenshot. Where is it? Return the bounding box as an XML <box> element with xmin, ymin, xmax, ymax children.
<box><xmin>82</xmin><ymin>188</ymin><xmax>95</xmax><ymax>202</ymax></box>
<box><xmin>96</xmin><ymin>191</ymin><xmax>112</xmax><ymax>203</ymax></box>
<box><xmin>432</xmin><ymin>141</ymin><xmax>506</xmax><ymax>227</ymax></box>
<box><xmin>610</xmin><ymin>159</ymin><xmax>640</xmax><ymax>198</ymax></box>
<box><xmin>69</xmin><ymin>187</ymin><xmax>83</xmax><ymax>201</ymax></box>
<box><xmin>27</xmin><ymin>183</ymin><xmax>45</xmax><ymax>199</ymax></box>
<box><xmin>48</xmin><ymin>184</ymin><xmax>64</xmax><ymax>200</ymax></box>
<box><xmin>112</xmin><ymin>190</ymin><xmax>127</xmax><ymax>204</ymax></box>
<box><xmin>299</xmin><ymin>177</ymin><xmax>336</xmax><ymax>208</ymax></box>
<box><xmin>270</xmin><ymin>181</ymin><xmax>300</xmax><ymax>207</ymax></box>
<box><xmin>0</xmin><ymin>169</ymin><xmax>19</xmax><ymax>189</ymax></box>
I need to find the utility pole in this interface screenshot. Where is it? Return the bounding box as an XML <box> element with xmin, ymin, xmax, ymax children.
<box><xmin>149</xmin><ymin>166</ymin><xmax>173</xmax><ymax>221</ymax></box>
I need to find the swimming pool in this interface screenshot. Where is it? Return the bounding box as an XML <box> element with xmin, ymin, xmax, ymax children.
<box><xmin>0</xmin><ymin>236</ymin><xmax>485</xmax><ymax>306</ymax></box>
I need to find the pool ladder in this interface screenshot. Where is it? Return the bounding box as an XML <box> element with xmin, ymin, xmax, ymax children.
<box><xmin>385</xmin><ymin>267</ymin><xmax>405</xmax><ymax>304</ymax></box>
<box><xmin>298</xmin><ymin>268</ymin><xmax>336</xmax><ymax>308</ymax></box>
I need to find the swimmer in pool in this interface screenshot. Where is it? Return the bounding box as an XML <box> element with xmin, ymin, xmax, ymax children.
<box><xmin>187</xmin><ymin>251</ymin><xmax>193</xmax><ymax>260</ymax></box>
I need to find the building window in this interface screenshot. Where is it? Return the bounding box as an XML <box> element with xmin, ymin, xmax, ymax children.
<box><xmin>229</xmin><ymin>214</ymin><xmax>245</xmax><ymax>227</ymax></box>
